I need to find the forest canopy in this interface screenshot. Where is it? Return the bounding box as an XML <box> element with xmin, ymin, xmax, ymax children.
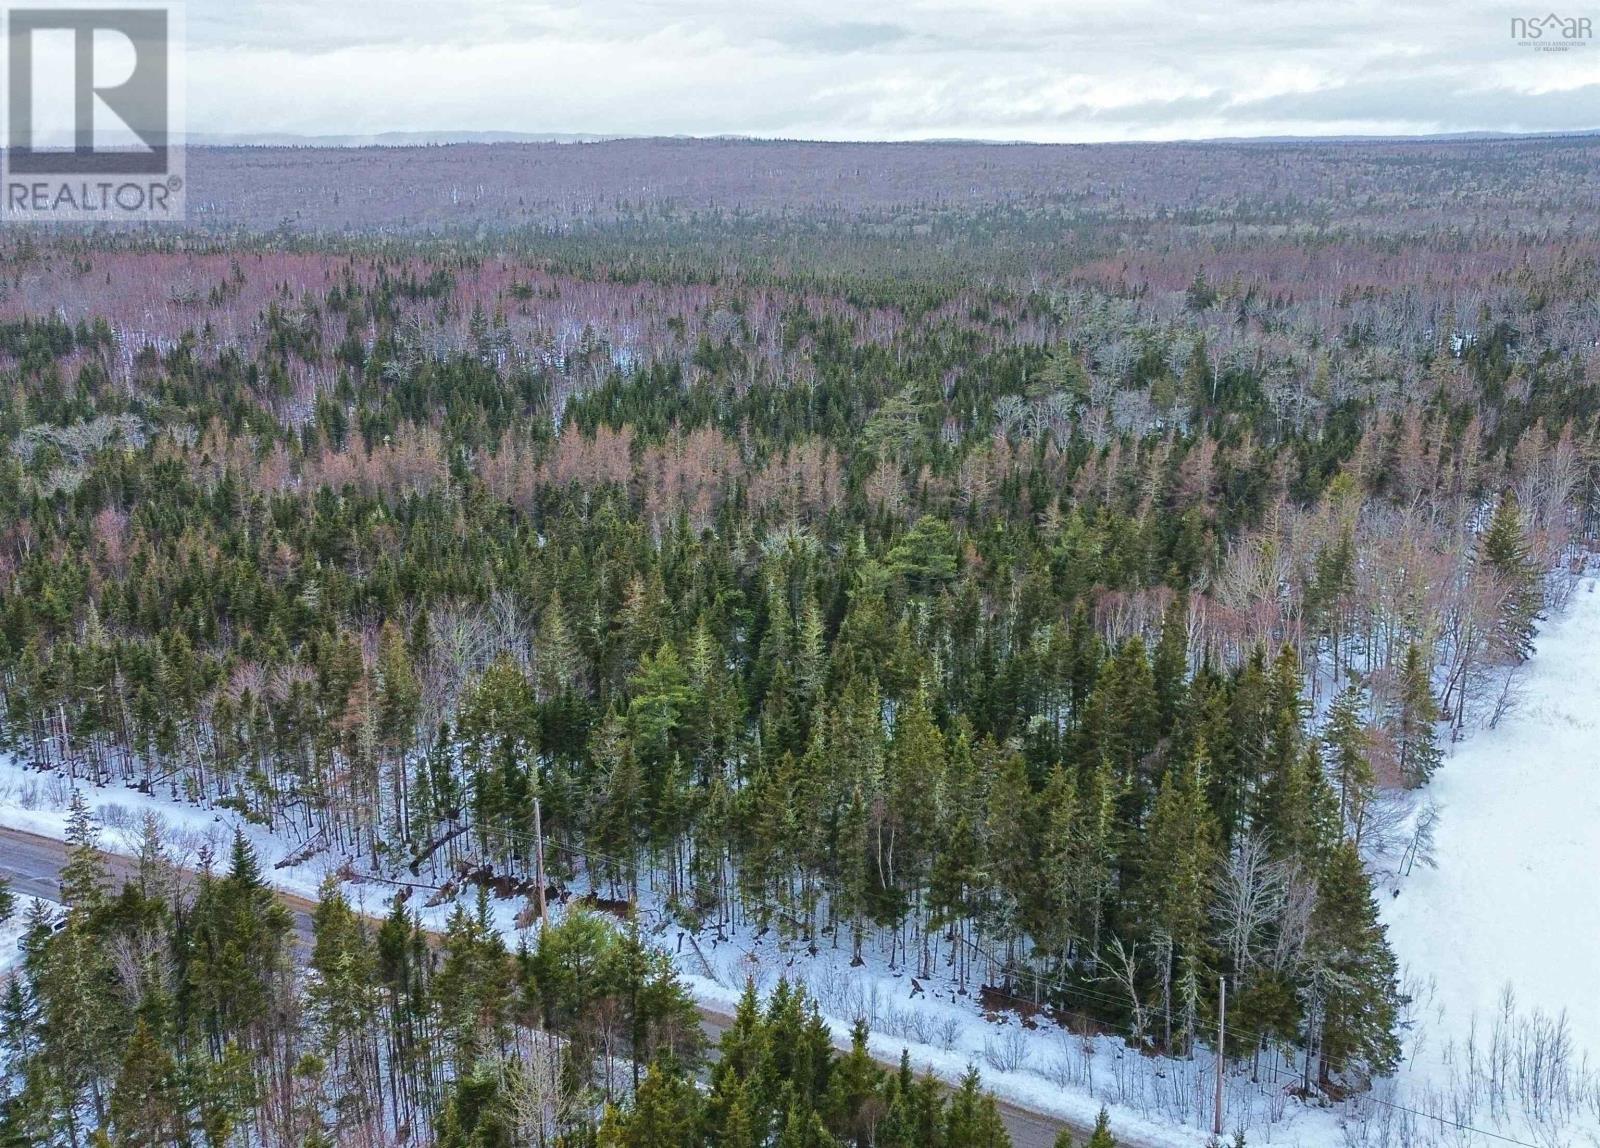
<box><xmin>0</xmin><ymin>137</ymin><xmax>1594</xmax><ymax>1146</ymax></box>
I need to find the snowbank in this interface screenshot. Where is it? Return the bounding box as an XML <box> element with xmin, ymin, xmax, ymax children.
<box><xmin>0</xmin><ymin>755</ymin><xmax>345</xmax><ymax>905</ymax></box>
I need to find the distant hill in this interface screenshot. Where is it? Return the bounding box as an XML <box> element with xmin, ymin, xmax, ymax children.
<box><xmin>183</xmin><ymin>130</ymin><xmax>619</xmax><ymax>147</ymax></box>
<box><xmin>167</xmin><ymin>133</ymin><xmax>1600</xmax><ymax>236</ymax></box>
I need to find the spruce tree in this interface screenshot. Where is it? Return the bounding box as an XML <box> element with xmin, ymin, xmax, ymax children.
<box><xmin>377</xmin><ymin>619</ymin><xmax>420</xmax><ymax>840</ymax></box>
<box><xmin>307</xmin><ymin>877</ymin><xmax>378</xmax><ymax>1109</ymax></box>
<box><xmin>1137</xmin><ymin>743</ymin><xmax>1220</xmax><ymax>1049</ymax></box>
<box><xmin>535</xmin><ymin>591</ymin><xmax>582</xmax><ymax>699</ymax></box>
<box><xmin>1250</xmin><ymin>649</ymin><xmax>1306</xmax><ymax>859</ymax></box>
<box><xmin>1480</xmin><ymin>490</ymin><xmax>1542</xmax><ymax>662</ymax></box>
<box><xmin>943</xmin><ymin>1067</ymin><xmax>1012</xmax><ymax>1148</ymax></box>
<box><xmin>883</xmin><ymin>688</ymin><xmax>945</xmax><ymax>907</ymax></box>
<box><xmin>1065</xmin><ymin>599</ymin><xmax>1100</xmax><ymax>722</ymax></box>
<box><xmin>1323</xmin><ymin>684</ymin><xmax>1375</xmax><ymax>846</ymax></box>
<box><xmin>1086</xmin><ymin>1107</ymin><xmax>1117</xmax><ymax>1148</ymax></box>
<box><xmin>59</xmin><ymin>791</ymin><xmax>108</xmax><ymax>913</ymax></box>
<box><xmin>1388</xmin><ymin>644</ymin><xmax>1442</xmax><ymax>788</ymax></box>
<box><xmin>1305</xmin><ymin>842</ymin><xmax>1404</xmax><ymax>1089</ymax></box>
<box><xmin>1283</xmin><ymin>743</ymin><xmax>1340</xmax><ymax>872</ymax></box>
<box><xmin>1152</xmin><ymin>595</ymin><xmax>1189</xmax><ymax>730</ymax></box>
<box><xmin>459</xmin><ymin>656</ymin><xmax>539</xmax><ymax>864</ymax></box>
<box><xmin>822</xmin><ymin>1020</ymin><xmax>884</xmax><ymax>1144</ymax></box>
<box><xmin>1138</xmin><ymin>744</ymin><xmax>1219</xmax><ymax>954</ymax></box>
<box><xmin>107</xmin><ymin>1017</ymin><xmax>183</xmax><ymax>1148</ymax></box>
<box><xmin>1034</xmin><ymin>764</ymin><xmax>1079</xmax><ymax>966</ymax></box>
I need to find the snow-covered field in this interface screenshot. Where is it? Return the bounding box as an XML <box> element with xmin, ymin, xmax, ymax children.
<box><xmin>4</xmin><ymin>585</ymin><xmax>1600</xmax><ymax>1147</ymax></box>
<box><xmin>1378</xmin><ymin>577</ymin><xmax>1600</xmax><ymax>1148</ymax></box>
<box><xmin>1385</xmin><ymin>579</ymin><xmax>1600</xmax><ymax>1046</ymax></box>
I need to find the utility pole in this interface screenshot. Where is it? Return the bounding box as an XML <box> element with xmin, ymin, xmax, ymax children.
<box><xmin>1214</xmin><ymin>976</ymin><xmax>1227</xmax><ymax>1141</ymax></box>
<box><xmin>532</xmin><ymin>793</ymin><xmax>548</xmax><ymax>925</ymax></box>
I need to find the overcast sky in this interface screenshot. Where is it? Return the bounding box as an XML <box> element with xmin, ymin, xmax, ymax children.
<box><xmin>182</xmin><ymin>0</ymin><xmax>1600</xmax><ymax>142</ymax></box>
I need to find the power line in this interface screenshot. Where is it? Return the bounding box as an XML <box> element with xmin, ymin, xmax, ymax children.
<box><xmin>958</xmin><ymin>933</ymin><xmax>1548</xmax><ymax>1147</ymax></box>
<box><xmin>1358</xmin><ymin>1093</ymin><xmax>1542</xmax><ymax>1148</ymax></box>
<box><xmin>957</xmin><ymin>954</ymin><xmax>1547</xmax><ymax>1148</ymax></box>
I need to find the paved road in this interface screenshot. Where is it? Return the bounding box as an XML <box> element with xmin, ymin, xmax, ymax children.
<box><xmin>0</xmin><ymin>825</ymin><xmax>1083</xmax><ymax>1147</ymax></box>
<box><xmin>0</xmin><ymin>823</ymin><xmax>325</xmax><ymax>941</ymax></box>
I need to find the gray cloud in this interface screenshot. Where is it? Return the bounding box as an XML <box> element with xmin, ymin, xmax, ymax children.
<box><xmin>180</xmin><ymin>0</ymin><xmax>1600</xmax><ymax>141</ymax></box>
<box><xmin>764</xmin><ymin>21</ymin><xmax>912</xmax><ymax>54</ymax></box>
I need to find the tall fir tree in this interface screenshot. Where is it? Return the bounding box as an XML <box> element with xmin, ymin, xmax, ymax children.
<box><xmin>1323</xmin><ymin>684</ymin><xmax>1375</xmax><ymax>847</ymax></box>
<box><xmin>1387</xmin><ymin>644</ymin><xmax>1442</xmax><ymax>788</ymax></box>
<box><xmin>1305</xmin><ymin>841</ymin><xmax>1404</xmax><ymax>1089</ymax></box>
<box><xmin>1480</xmin><ymin>490</ymin><xmax>1542</xmax><ymax>662</ymax></box>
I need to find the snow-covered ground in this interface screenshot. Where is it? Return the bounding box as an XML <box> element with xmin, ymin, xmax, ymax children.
<box><xmin>1378</xmin><ymin>577</ymin><xmax>1600</xmax><ymax>1147</ymax></box>
<box><xmin>1385</xmin><ymin>579</ymin><xmax>1600</xmax><ymax>1046</ymax></box>
<box><xmin>0</xmin><ymin>769</ymin><xmax>1331</xmax><ymax>1144</ymax></box>
<box><xmin>668</xmin><ymin>912</ymin><xmax>1319</xmax><ymax>1147</ymax></box>
<box><xmin>0</xmin><ymin>754</ymin><xmax>1289</xmax><ymax>1145</ymax></box>
<box><xmin>0</xmin><ymin>757</ymin><xmax>348</xmax><ymax>905</ymax></box>
<box><xmin>5</xmin><ymin>586</ymin><xmax>1600</xmax><ymax>1147</ymax></box>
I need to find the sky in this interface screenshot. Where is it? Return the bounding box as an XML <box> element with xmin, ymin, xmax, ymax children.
<box><xmin>180</xmin><ymin>0</ymin><xmax>1600</xmax><ymax>142</ymax></box>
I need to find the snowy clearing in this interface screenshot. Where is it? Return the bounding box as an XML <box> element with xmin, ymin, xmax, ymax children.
<box><xmin>1378</xmin><ymin>577</ymin><xmax>1600</xmax><ymax>1147</ymax></box>
<box><xmin>1385</xmin><ymin>578</ymin><xmax>1600</xmax><ymax>1049</ymax></box>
